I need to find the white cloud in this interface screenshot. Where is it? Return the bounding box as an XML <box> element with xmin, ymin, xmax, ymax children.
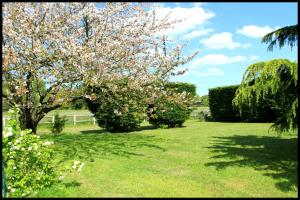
<box><xmin>249</xmin><ymin>55</ymin><xmax>259</xmax><ymax>61</ymax></box>
<box><xmin>200</xmin><ymin>32</ymin><xmax>251</xmax><ymax>49</ymax></box>
<box><xmin>237</xmin><ymin>25</ymin><xmax>280</xmax><ymax>38</ymax></box>
<box><xmin>155</xmin><ymin>4</ymin><xmax>215</xmax><ymax>37</ymax></box>
<box><xmin>191</xmin><ymin>67</ymin><xmax>224</xmax><ymax>77</ymax></box>
<box><xmin>193</xmin><ymin>3</ymin><xmax>206</xmax><ymax>7</ymax></box>
<box><xmin>183</xmin><ymin>28</ymin><xmax>214</xmax><ymax>40</ymax></box>
<box><xmin>190</xmin><ymin>54</ymin><xmax>247</xmax><ymax>68</ymax></box>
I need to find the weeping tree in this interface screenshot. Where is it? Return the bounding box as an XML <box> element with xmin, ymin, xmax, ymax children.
<box><xmin>2</xmin><ymin>3</ymin><xmax>197</xmax><ymax>133</ymax></box>
<box><xmin>233</xmin><ymin>59</ymin><xmax>298</xmax><ymax>133</ymax></box>
<box><xmin>262</xmin><ymin>24</ymin><xmax>298</xmax><ymax>51</ymax></box>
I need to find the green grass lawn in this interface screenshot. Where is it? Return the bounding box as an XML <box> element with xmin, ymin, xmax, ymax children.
<box><xmin>33</xmin><ymin>120</ymin><xmax>297</xmax><ymax>198</ymax></box>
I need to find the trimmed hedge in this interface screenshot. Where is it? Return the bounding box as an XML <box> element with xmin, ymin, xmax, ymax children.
<box><xmin>208</xmin><ymin>85</ymin><xmax>278</xmax><ymax>122</ymax></box>
<box><xmin>208</xmin><ymin>85</ymin><xmax>241</xmax><ymax>122</ymax></box>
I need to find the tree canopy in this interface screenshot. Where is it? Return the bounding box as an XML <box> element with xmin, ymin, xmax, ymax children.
<box><xmin>2</xmin><ymin>3</ymin><xmax>197</xmax><ymax>133</ymax></box>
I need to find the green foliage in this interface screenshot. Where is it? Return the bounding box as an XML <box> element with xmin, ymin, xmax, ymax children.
<box><xmin>148</xmin><ymin>82</ymin><xmax>195</xmax><ymax>128</ymax></box>
<box><xmin>164</xmin><ymin>82</ymin><xmax>197</xmax><ymax>96</ymax></box>
<box><xmin>2</xmin><ymin>106</ymin><xmax>57</xmax><ymax>197</ymax></box>
<box><xmin>196</xmin><ymin>110</ymin><xmax>213</xmax><ymax>122</ymax></box>
<box><xmin>61</xmin><ymin>99</ymin><xmax>88</xmax><ymax>110</ymax></box>
<box><xmin>49</xmin><ymin>114</ymin><xmax>67</xmax><ymax>134</ymax></box>
<box><xmin>233</xmin><ymin>59</ymin><xmax>298</xmax><ymax>133</ymax></box>
<box><xmin>86</xmin><ymin>81</ymin><xmax>147</xmax><ymax>132</ymax></box>
<box><xmin>209</xmin><ymin>85</ymin><xmax>241</xmax><ymax>122</ymax></box>
<box><xmin>200</xmin><ymin>95</ymin><xmax>209</xmax><ymax>106</ymax></box>
<box><xmin>209</xmin><ymin>84</ymin><xmax>279</xmax><ymax>122</ymax></box>
<box><xmin>2</xmin><ymin>98</ymin><xmax>10</xmax><ymax>112</ymax></box>
<box><xmin>148</xmin><ymin>95</ymin><xmax>193</xmax><ymax>128</ymax></box>
<box><xmin>2</xmin><ymin>107</ymin><xmax>85</xmax><ymax>197</ymax></box>
<box><xmin>262</xmin><ymin>25</ymin><xmax>298</xmax><ymax>51</ymax></box>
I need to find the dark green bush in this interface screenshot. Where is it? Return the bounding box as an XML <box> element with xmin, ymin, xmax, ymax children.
<box><xmin>209</xmin><ymin>85</ymin><xmax>278</xmax><ymax>122</ymax></box>
<box><xmin>148</xmin><ymin>82</ymin><xmax>196</xmax><ymax>128</ymax></box>
<box><xmin>148</xmin><ymin>96</ymin><xmax>193</xmax><ymax>128</ymax></box>
<box><xmin>86</xmin><ymin>82</ymin><xmax>147</xmax><ymax>132</ymax></box>
<box><xmin>49</xmin><ymin>113</ymin><xmax>67</xmax><ymax>134</ymax></box>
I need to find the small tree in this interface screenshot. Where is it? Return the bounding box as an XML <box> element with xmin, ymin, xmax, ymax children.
<box><xmin>49</xmin><ymin>114</ymin><xmax>67</xmax><ymax>134</ymax></box>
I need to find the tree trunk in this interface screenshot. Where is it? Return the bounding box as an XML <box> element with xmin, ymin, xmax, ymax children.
<box><xmin>19</xmin><ymin>108</ymin><xmax>39</xmax><ymax>134</ymax></box>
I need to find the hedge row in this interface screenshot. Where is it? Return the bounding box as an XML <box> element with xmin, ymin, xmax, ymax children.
<box><xmin>208</xmin><ymin>85</ymin><xmax>241</xmax><ymax>122</ymax></box>
<box><xmin>208</xmin><ymin>85</ymin><xmax>278</xmax><ymax>122</ymax></box>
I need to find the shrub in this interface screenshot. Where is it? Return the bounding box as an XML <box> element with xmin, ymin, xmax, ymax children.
<box><xmin>86</xmin><ymin>82</ymin><xmax>147</xmax><ymax>132</ymax></box>
<box><xmin>49</xmin><ymin>114</ymin><xmax>67</xmax><ymax>134</ymax></box>
<box><xmin>208</xmin><ymin>85</ymin><xmax>241</xmax><ymax>122</ymax></box>
<box><xmin>2</xmin><ymin>107</ymin><xmax>56</xmax><ymax>197</ymax></box>
<box><xmin>147</xmin><ymin>83</ymin><xmax>195</xmax><ymax>128</ymax></box>
<box><xmin>148</xmin><ymin>96</ymin><xmax>193</xmax><ymax>128</ymax></box>
<box><xmin>2</xmin><ymin>107</ymin><xmax>84</xmax><ymax>198</ymax></box>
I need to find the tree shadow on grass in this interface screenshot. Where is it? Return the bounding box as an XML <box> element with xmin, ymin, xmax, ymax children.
<box><xmin>205</xmin><ymin>135</ymin><xmax>298</xmax><ymax>193</ymax></box>
<box><xmin>43</xmin><ymin>131</ymin><xmax>166</xmax><ymax>165</ymax></box>
<box><xmin>80</xmin><ymin>125</ymin><xmax>157</xmax><ymax>134</ymax></box>
<box><xmin>63</xmin><ymin>181</ymin><xmax>81</xmax><ymax>188</ymax></box>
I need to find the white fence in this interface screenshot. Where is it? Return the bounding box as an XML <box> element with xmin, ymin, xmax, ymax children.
<box><xmin>2</xmin><ymin>114</ymin><xmax>96</xmax><ymax>127</ymax></box>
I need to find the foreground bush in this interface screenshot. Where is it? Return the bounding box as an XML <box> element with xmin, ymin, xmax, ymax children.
<box><xmin>2</xmin><ymin>107</ymin><xmax>56</xmax><ymax>197</ymax></box>
<box><xmin>86</xmin><ymin>81</ymin><xmax>147</xmax><ymax>132</ymax></box>
<box><xmin>2</xmin><ymin>107</ymin><xmax>84</xmax><ymax>198</ymax></box>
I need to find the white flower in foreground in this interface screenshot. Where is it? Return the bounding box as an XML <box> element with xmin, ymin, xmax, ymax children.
<box><xmin>43</xmin><ymin>141</ymin><xmax>54</xmax><ymax>146</ymax></box>
<box><xmin>12</xmin><ymin>146</ymin><xmax>20</xmax><ymax>150</ymax></box>
<box><xmin>28</xmin><ymin>147</ymin><xmax>32</xmax><ymax>151</ymax></box>
<box><xmin>3</xmin><ymin>130</ymin><xmax>13</xmax><ymax>138</ymax></box>
<box><xmin>58</xmin><ymin>175</ymin><xmax>64</xmax><ymax>181</ymax></box>
<box><xmin>77</xmin><ymin>163</ymin><xmax>85</xmax><ymax>172</ymax></box>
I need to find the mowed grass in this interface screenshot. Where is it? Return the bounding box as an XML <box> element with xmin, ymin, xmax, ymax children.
<box><xmin>33</xmin><ymin>120</ymin><xmax>298</xmax><ymax>197</ymax></box>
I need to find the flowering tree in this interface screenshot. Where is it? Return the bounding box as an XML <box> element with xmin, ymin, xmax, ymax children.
<box><xmin>2</xmin><ymin>2</ymin><xmax>197</xmax><ymax>133</ymax></box>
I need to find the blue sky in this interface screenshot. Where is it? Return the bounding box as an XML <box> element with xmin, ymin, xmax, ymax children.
<box><xmin>154</xmin><ymin>2</ymin><xmax>298</xmax><ymax>95</ymax></box>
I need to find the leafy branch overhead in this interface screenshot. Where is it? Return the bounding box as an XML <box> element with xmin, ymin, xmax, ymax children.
<box><xmin>261</xmin><ymin>25</ymin><xmax>298</xmax><ymax>51</ymax></box>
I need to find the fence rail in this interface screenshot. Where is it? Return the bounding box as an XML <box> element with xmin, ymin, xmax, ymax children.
<box><xmin>2</xmin><ymin>114</ymin><xmax>96</xmax><ymax>127</ymax></box>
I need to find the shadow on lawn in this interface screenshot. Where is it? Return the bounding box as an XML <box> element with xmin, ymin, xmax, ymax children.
<box><xmin>46</xmin><ymin>131</ymin><xmax>166</xmax><ymax>165</ymax></box>
<box><xmin>80</xmin><ymin>125</ymin><xmax>156</xmax><ymax>134</ymax></box>
<box><xmin>205</xmin><ymin>135</ymin><xmax>298</xmax><ymax>193</ymax></box>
